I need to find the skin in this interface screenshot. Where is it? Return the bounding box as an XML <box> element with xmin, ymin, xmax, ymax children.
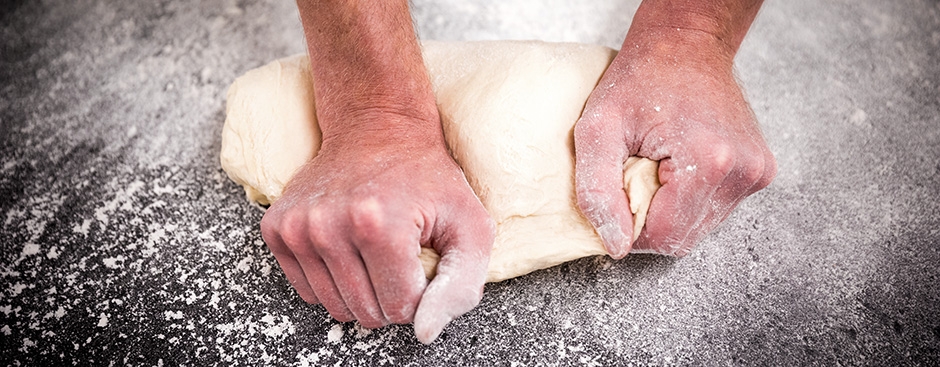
<box><xmin>262</xmin><ymin>0</ymin><xmax>494</xmax><ymax>344</ymax></box>
<box><xmin>263</xmin><ymin>0</ymin><xmax>776</xmax><ymax>344</ymax></box>
<box><xmin>575</xmin><ymin>0</ymin><xmax>776</xmax><ymax>257</ymax></box>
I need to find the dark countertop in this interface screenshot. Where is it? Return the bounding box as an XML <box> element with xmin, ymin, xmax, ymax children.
<box><xmin>2</xmin><ymin>0</ymin><xmax>938</xmax><ymax>365</ymax></box>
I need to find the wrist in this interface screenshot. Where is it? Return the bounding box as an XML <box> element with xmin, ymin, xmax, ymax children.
<box><xmin>298</xmin><ymin>0</ymin><xmax>440</xmax><ymax>140</ymax></box>
<box><xmin>318</xmin><ymin>109</ymin><xmax>446</xmax><ymax>154</ymax></box>
<box><xmin>314</xmin><ymin>89</ymin><xmax>441</xmax><ymax>138</ymax></box>
<box><xmin>620</xmin><ymin>26</ymin><xmax>734</xmax><ymax>76</ymax></box>
<box><xmin>624</xmin><ymin>0</ymin><xmax>763</xmax><ymax>70</ymax></box>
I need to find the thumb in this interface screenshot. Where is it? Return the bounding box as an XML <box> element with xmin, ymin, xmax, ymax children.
<box><xmin>573</xmin><ymin>114</ymin><xmax>634</xmax><ymax>259</ymax></box>
<box><xmin>413</xmin><ymin>213</ymin><xmax>494</xmax><ymax>344</ymax></box>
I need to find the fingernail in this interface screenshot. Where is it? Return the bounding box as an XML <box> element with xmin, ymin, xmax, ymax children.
<box><xmin>596</xmin><ymin>223</ymin><xmax>627</xmax><ymax>258</ymax></box>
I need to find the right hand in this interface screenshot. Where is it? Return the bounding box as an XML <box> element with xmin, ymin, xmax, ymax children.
<box><xmin>260</xmin><ymin>113</ymin><xmax>495</xmax><ymax>344</ymax></box>
<box><xmin>573</xmin><ymin>32</ymin><xmax>776</xmax><ymax>258</ymax></box>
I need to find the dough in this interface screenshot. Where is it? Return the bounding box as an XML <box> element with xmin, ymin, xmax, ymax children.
<box><xmin>221</xmin><ymin>40</ymin><xmax>660</xmax><ymax>283</ymax></box>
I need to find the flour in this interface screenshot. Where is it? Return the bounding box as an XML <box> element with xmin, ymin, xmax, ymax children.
<box><xmin>327</xmin><ymin>324</ymin><xmax>344</xmax><ymax>343</ymax></box>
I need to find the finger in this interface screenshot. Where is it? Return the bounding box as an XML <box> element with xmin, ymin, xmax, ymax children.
<box><xmin>679</xmin><ymin>142</ymin><xmax>775</xmax><ymax>252</ymax></box>
<box><xmin>634</xmin><ymin>161</ymin><xmax>709</xmax><ymax>255</ymax></box>
<box><xmin>317</xmin><ymin>246</ymin><xmax>388</xmax><ymax>328</ymax></box>
<box><xmin>260</xmin><ymin>214</ymin><xmax>319</xmax><ymax>304</ymax></box>
<box><xmin>573</xmin><ymin>113</ymin><xmax>634</xmax><ymax>258</ymax></box>
<box><xmin>311</xmin><ymin>204</ymin><xmax>388</xmax><ymax>328</ymax></box>
<box><xmin>718</xmin><ymin>144</ymin><xmax>777</xmax><ymax>208</ymax></box>
<box><xmin>266</xmin><ymin>210</ymin><xmax>356</xmax><ymax>322</ymax></box>
<box><xmin>356</xmin><ymin>214</ymin><xmax>427</xmax><ymax>325</ymax></box>
<box><xmin>295</xmin><ymin>251</ymin><xmax>356</xmax><ymax>323</ymax></box>
<box><xmin>715</xmin><ymin>144</ymin><xmax>769</xmax><ymax>204</ymax></box>
<box><xmin>272</xmin><ymin>251</ymin><xmax>321</xmax><ymax>305</ymax></box>
<box><xmin>635</xmin><ymin>149</ymin><xmax>728</xmax><ymax>256</ymax></box>
<box><xmin>413</xmin><ymin>207</ymin><xmax>494</xmax><ymax>344</ymax></box>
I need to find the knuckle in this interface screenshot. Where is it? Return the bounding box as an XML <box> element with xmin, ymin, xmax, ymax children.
<box><xmin>575</xmin><ymin>111</ymin><xmax>599</xmax><ymax>129</ymax></box>
<box><xmin>575</xmin><ymin>197</ymin><xmax>596</xmax><ymax>220</ymax></box>
<box><xmin>736</xmin><ymin>148</ymin><xmax>778</xmax><ymax>194</ymax></box>
<box><xmin>277</xmin><ymin>210</ymin><xmax>306</xmax><ymax>232</ymax></box>
<box><xmin>378</xmin><ymin>282</ymin><xmax>422</xmax><ymax>324</ymax></box>
<box><xmin>347</xmin><ymin>196</ymin><xmax>390</xmax><ymax>243</ymax></box>
<box><xmin>701</xmin><ymin>142</ymin><xmax>736</xmax><ymax>181</ymax></box>
<box><xmin>305</xmin><ymin>207</ymin><xmax>332</xmax><ymax>247</ymax></box>
<box><xmin>573</xmin><ymin>118</ymin><xmax>612</xmax><ymax>149</ymax></box>
<box><xmin>260</xmin><ymin>208</ymin><xmax>277</xmax><ymax>230</ymax></box>
<box><xmin>757</xmin><ymin>152</ymin><xmax>778</xmax><ymax>189</ymax></box>
<box><xmin>277</xmin><ymin>213</ymin><xmax>309</xmax><ymax>250</ymax></box>
<box><xmin>738</xmin><ymin>153</ymin><xmax>767</xmax><ymax>186</ymax></box>
<box><xmin>259</xmin><ymin>214</ymin><xmax>279</xmax><ymax>244</ymax></box>
<box><xmin>260</xmin><ymin>206</ymin><xmax>290</xmax><ymax>241</ymax></box>
<box><xmin>282</xmin><ymin>235</ymin><xmax>311</xmax><ymax>257</ymax></box>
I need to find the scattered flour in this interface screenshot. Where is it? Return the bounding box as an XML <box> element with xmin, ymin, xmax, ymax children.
<box><xmin>21</xmin><ymin>243</ymin><xmax>41</xmax><ymax>256</ymax></box>
<box><xmin>10</xmin><ymin>283</ymin><xmax>29</xmax><ymax>297</ymax></box>
<box><xmin>236</xmin><ymin>256</ymin><xmax>253</xmax><ymax>272</ymax></box>
<box><xmin>72</xmin><ymin>219</ymin><xmax>92</xmax><ymax>236</ymax></box>
<box><xmin>260</xmin><ymin>315</ymin><xmax>295</xmax><ymax>338</ymax></box>
<box><xmin>327</xmin><ymin>324</ymin><xmax>344</xmax><ymax>343</ymax></box>
<box><xmin>93</xmin><ymin>180</ymin><xmax>146</xmax><ymax>226</ymax></box>
<box><xmin>297</xmin><ymin>347</ymin><xmax>333</xmax><ymax>366</ymax></box>
<box><xmin>102</xmin><ymin>255</ymin><xmax>126</xmax><ymax>269</ymax></box>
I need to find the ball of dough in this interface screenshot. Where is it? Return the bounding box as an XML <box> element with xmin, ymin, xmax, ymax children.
<box><xmin>221</xmin><ymin>41</ymin><xmax>660</xmax><ymax>282</ymax></box>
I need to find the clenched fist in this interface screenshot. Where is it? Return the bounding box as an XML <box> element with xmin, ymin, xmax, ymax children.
<box><xmin>575</xmin><ymin>6</ymin><xmax>776</xmax><ymax>257</ymax></box>
<box><xmin>261</xmin><ymin>121</ymin><xmax>494</xmax><ymax>343</ymax></box>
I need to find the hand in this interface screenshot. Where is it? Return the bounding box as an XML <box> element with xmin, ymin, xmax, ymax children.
<box><xmin>574</xmin><ymin>29</ymin><xmax>776</xmax><ymax>258</ymax></box>
<box><xmin>260</xmin><ymin>117</ymin><xmax>495</xmax><ymax>343</ymax></box>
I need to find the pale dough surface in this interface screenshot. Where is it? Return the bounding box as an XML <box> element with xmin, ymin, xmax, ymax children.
<box><xmin>221</xmin><ymin>40</ymin><xmax>660</xmax><ymax>283</ymax></box>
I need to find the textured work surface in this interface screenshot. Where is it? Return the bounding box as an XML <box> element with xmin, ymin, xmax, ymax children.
<box><xmin>2</xmin><ymin>0</ymin><xmax>939</xmax><ymax>365</ymax></box>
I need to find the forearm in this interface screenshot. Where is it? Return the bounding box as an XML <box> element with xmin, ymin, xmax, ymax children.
<box><xmin>296</xmin><ymin>0</ymin><xmax>439</xmax><ymax>144</ymax></box>
<box><xmin>625</xmin><ymin>0</ymin><xmax>763</xmax><ymax>66</ymax></box>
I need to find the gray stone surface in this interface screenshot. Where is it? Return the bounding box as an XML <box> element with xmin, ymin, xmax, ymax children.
<box><xmin>2</xmin><ymin>0</ymin><xmax>939</xmax><ymax>365</ymax></box>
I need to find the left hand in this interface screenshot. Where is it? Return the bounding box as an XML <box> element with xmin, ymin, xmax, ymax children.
<box><xmin>260</xmin><ymin>120</ymin><xmax>494</xmax><ymax>343</ymax></box>
<box><xmin>574</xmin><ymin>29</ymin><xmax>777</xmax><ymax>258</ymax></box>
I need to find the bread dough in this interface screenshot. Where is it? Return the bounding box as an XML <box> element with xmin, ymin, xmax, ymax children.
<box><xmin>221</xmin><ymin>41</ymin><xmax>660</xmax><ymax>283</ymax></box>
